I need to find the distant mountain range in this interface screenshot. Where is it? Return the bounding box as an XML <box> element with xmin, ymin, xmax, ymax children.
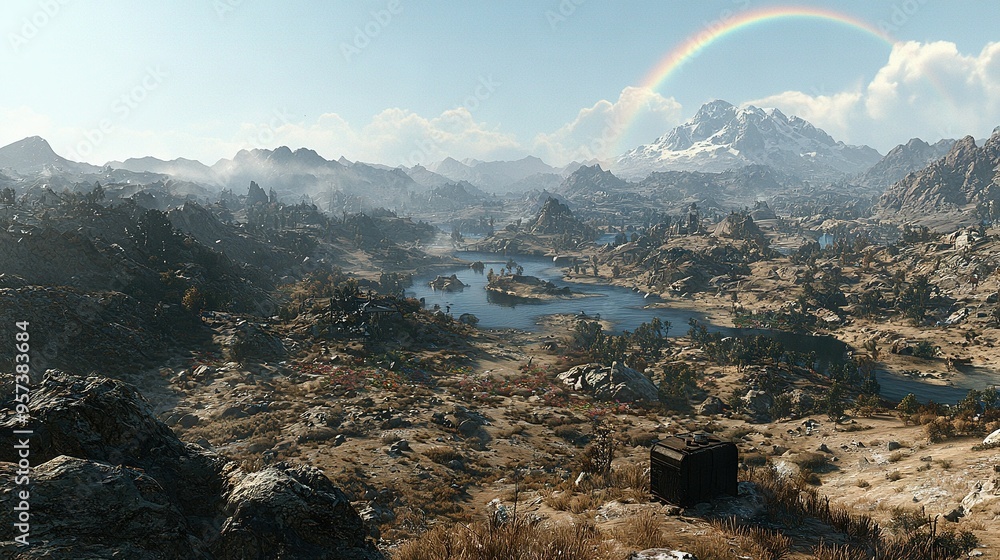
<box><xmin>613</xmin><ymin>100</ymin><xmax>882</xmax><ymax>181</ymax></box>
<box><xmin>425</xmin><ymin>156</ymin><xmax>567</xmax><ymax>193</ymax></box>
<box><xmin>0</xmin><ymin>101</ymin><xmax>992</xmax><ymax>227</ymax></box>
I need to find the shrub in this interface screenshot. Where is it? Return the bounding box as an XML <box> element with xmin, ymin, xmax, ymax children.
<box><xmin>925</xmin><ymin>417</ymin><xmax>955</xmax><ymax>443</ymax></box>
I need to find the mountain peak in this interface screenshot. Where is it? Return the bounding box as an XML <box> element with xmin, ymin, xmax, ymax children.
<box><xmin>0</xmin><ymin>135</ymin><xmax>97</xmax><ymax>175</ymax></box>
<box><xmin>614</xmin><ymin>101</ymin><xmax>880</xmax><ymax>180</ymax></box>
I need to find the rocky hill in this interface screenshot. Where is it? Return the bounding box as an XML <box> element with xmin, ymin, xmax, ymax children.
<box><xmin>0</xmin><ymin>371</ymin><xmax>382</xmax><ymax>559</ymax></box>
<box><xmin>614</xmin><ymin>100</ymin><xmax>881</xmax><ymax>181</ymax></box>
<box><xmin>875</xmin><ymin>130</ymin><xmax>1000</xmax><ymax>230</ymax></box>
<box><xmin>529</xmin><ymin>196</ymin><xmax>594</xmax><ymax>237</ymax></box>
<box><xmin>855</xmin><ymin>137</ymin><xmax>956</xmax><ymax>192</ymax></box>
<box><xmin>558</xmin><ymin>164</ymin><xmax>630</xmax><ymax>199</ymax></box>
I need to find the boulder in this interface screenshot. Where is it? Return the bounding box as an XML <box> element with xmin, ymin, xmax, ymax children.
<box><xmin>961</xmin><ymin>479</ymin><xmax>1000</xmax><ymax>511</ymax></box>
<box><xmin>215</xmin><ymin>463</ymin><xmax>383</xmax><ymax>560</ymax></box>
<box><xmin>557</xmin><ymin>362</ymin><xmax>659</xmax><ymax>403</ymax></box>
<box><xmin>743</xmin><ymin>390</ymin><xmax>774</xmax><ymax>417</ymax></box>
<box><xmin>697</xmin><ymin>396</ymin><xmax>724</xmax><ymax>415</ymax></box>
<box><xmin>788</xmin><ymin>390</ymin><xmax>814</xmax><ymax>416</ymax></box>
<box><xmin>983</xmin><ymin>428</ymin><xmax>1000</xmax><ymax>446</ymax></box>
<box><xmin>0</xmin><ymin>456</ymin><xmax>212</xmax><ymax>559</ymax></box>
<box><xmin>628</xmin><ymin>549</ymin><xmax>696</xmax><ymax>559</ymax></box>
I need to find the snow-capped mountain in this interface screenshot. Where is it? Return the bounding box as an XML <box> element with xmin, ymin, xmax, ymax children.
<box><xmin>613</xmin><ymin>100</ymin><xmax>882</xmax><ymax>181</ymax></box>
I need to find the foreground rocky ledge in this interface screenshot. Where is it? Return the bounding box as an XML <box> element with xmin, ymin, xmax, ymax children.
<box><xmin>0</xmin><ymin>371</ymin><xmax>382</xmax><ymax>560</ymax></box>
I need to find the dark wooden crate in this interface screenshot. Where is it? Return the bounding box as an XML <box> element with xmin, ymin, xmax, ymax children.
<box><xmin>650</xmin><ymin>432</ymin><xmax>738</xmax><ymax>506</ymax></box>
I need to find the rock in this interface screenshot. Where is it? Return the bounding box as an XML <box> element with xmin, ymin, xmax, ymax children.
<box><xmin>819</xmin><ymin>443</ymin><xmax>832</xmax><ymax>453</ymax></box>
<box><xmin>0</xmin><ymin>371</ymin><xmax>382</xmax><ymax>559</ymax></box>
<box><xmin>788</xmin><ymin>390</ymin><xmax>814</xmax><ymax>416</ymax></box>
<box><xmin>219</xmin><ymin>405</ymin><xmax>248</xmax><ymax>419</ymax></box>
<box><xmin>627</xmin><ymin>549</ymin><xmax>696</xmax><ymax>560</ymax></box>
<box><xmin>887</xmin><ymin>441</ymin><xmax>902</xmax><ymax>451</ymax></box>
<box><xmin>696</xmin><ymin>396</ymin><xmax>724</xmax><ymax>415</ymax></box>
<box><xmin>983</xmin><ymin>428</ymin><xmax>1000</xmax><ymax>446</ymax></box>
<box><xmin>943</xmin><ymin>506</ymin><xmax>965</xmax><ymax>522</ymax></box>
<box><xmin>961</xmin><ymin>479</ymin><xmax>1000</xmax><ymax>511</ymax></box>
<box><xmin>557</xmin><ymin>362</ymin><xmax>659</xmax><ymax>403</ymax></box>
<box><xmin>178</xmin><ymin>413</ymin><xmax>201</xmax><ymax>429</ymax></box>
<box><xmin>743</xmin><ymin>390</ymin><xmax>773</xmax><ymax>417</ymax></box>
<box><xmin>216</xmin><ymin>463</ymin><xmax>383</xmax><ymax>559</ymax></box>
<box><xmin>528</xmin><ymin>196</ymin><xmax>596</xmax><ymax>238</ymax></box>
<box><xmin>771</xmin><ymin>445</ymin><xmax>789</xmax><ymax>456</ymax></box>
<box><xmin>457</xmin><ymin>419</ymin><xmax>481</xmax><ymax>437</ymax></box>
<box><xmin>0</xmin><ymin>456</ymin><xmax>211</xmax><ymax>559</ymax></box>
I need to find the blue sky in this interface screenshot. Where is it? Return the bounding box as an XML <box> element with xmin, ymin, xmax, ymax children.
<box><xmin>2</xmin><ymin>1</ymin><xmax>999</xmax><ymax>166</ymax></box>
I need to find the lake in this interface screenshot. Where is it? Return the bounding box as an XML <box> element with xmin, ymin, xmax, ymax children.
<box><xmin>409</xmin><ymin>251</ymin><xmax>990</xmax><ymax>404</ymax></box>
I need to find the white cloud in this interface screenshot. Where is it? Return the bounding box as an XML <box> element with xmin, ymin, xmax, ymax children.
<box><xmin>740</xmin><ymin>91</ymin><xmax>863</xmax><ymax>142</ymax></box>
<box><xmin>533</xmin><ymin>86</ymin><xmax>684</xmax><ymax>164</ymax></box>
<box><xmin>746</xmin><ymin>41</ymin><xmax>1000</xmax><ymax>151</ymax></box>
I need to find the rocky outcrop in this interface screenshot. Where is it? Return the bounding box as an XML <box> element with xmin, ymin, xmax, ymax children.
<box><xmin>558</xmin><ymin>164</ymin><xmax>629</xmax><ymax>199</ymax></box>
<box><xmin>428</xmin><ymin>274</ymin><xmax>468</xmax><ymax>291</ymax></box>
<box><xmin>712</xmin><ymin>211</ymin><xmax>765</xmax><ymax>243</ymax></box>
<box><xmin>876</xmin><ymin>130</ymin><xmax>1000</xmax><ymax>230</ymax></box>
<box><xmin>557</xmin><ymin>362</ymin><xmax>659</xmax><ymax>403</ymax></box>
<box><xmin>856</xmin><ymin>137</ymin><xmax>955</xmax><ymax>191</ymax></box>
<box><xmin>216</xmin><ymin>464</ymin><xmax>382</xmax><ymax>560</ymax></box>
<box><xmin>0</xmin><ymin>371</ymin><xmax>382</xmax><ymax>559</ymax></box>
<box><xmin>246</xmin><ymin>180</ymin><xmax>269</xmax><ymax>205</ymax></box>
<box><xmin>529</xmin><ymin>197</ymin><xmax>595</xmax><ymax>238</ymax></box>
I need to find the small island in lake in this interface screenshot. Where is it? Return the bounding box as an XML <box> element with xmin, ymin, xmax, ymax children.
<box><xmin>428</xmin><ymin>274</ymin><xmax>468</xmax><ymax>291</ymax></box>
<box><xmin>485</xmin><ymin>273</ymin><xmax>581</xmax><ymax>302</ymax></box>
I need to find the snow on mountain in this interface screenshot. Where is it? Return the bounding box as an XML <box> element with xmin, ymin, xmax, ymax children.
<box><xmin>613</xmin><ymin>100</ymin><xmax>881</xmax><ymax>181</ymax></box>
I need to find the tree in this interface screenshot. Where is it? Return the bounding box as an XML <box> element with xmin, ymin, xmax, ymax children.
<box><xmin>955</xmin><ymin>389</ymin><xmax>982</xmax><ymax>419</ymax></box>
<box><xmin>824</xmin><ymin>381</ymin><xmax>845</xmax><ymax>422</ymax></box>
<box><xmin>981</xmin><ymin>386</ymin><xmax>999</xmax><ymax>411</ymax></box>
<box><xmin>898</xmin><ymin>275</ymin><xmax>934</xmax><ymax>324</ymax></box>
<box><xmin>896</xmin><ymin>393</ymin><xmax>919</xmax><ymax>425</ymax></box>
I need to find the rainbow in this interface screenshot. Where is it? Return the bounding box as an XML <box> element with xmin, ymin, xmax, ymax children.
<box><xmin>612</xmin><ymin>6</ymin><xmax>900</xmax><ymax>154</ymax></box>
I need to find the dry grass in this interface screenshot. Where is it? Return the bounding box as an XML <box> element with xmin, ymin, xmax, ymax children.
<box><xmin>711</xmin><ymin>517</ymin><xmax>792</xmax><ymax>560</ymax></box>
<box><xmin>423</xmin><ymin>446</ymin><xmax>463</xmax><ymax>464</ymax></box>
<box><xmin>391</xmin><ymin>517</ymin><xmax>613</xmax><ymax>560</ymax></box>
<box><xmin>612</xmin><ymin>510</ymin><xmax>670</xmax><ymax>549</ymax></box>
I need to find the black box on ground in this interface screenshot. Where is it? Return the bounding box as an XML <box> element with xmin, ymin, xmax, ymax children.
<box><xmin>649</xmin><ymin>432</ymin><xmax>738</xmax><ymax>506</ymax></box>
